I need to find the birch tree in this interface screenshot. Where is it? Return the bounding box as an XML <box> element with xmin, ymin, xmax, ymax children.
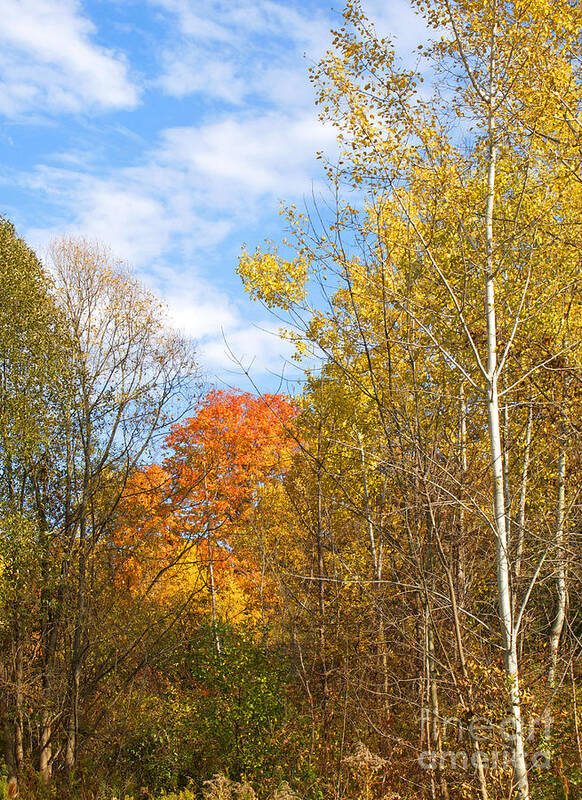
<box><xmin>237</xmin><ymin>2</ymin><xmax>582</xmax><ymax>797</ymax></box>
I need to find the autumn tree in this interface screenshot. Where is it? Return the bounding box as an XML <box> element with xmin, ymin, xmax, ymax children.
<box><xmin>46</xmin><ymin>238</ymin><xmax>197</xmax><ymax>775</ymax></box>
<box><xmin>0</xmin><ymin>234</ymin><xmax>197</xmax><ymax>785</ymax></box>
<box><xmin>163</xmin><ymin>390</ymin><xmax>296</xmax><ymax>642</ymax></box>
<box><xmin>237</xmin><ymin>2</ymin><xmax>582</xmax><ymax>798</ymax></box>
<box><xmin>0</xmin><ymin>219</ymin><xmax>71</xmax><ymax>783</ymax></box>
<box><xmin>104</xmin><ymin>390</ymin><xmax>299</xmax><ymax>791</ymax></box>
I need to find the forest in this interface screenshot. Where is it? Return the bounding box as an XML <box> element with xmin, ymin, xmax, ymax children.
<box><xmin>3</xmin><ymin>0</ymin><xmax>582</xmax><ymax>798</ymax></box>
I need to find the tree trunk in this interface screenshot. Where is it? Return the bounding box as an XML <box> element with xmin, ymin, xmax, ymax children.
<box><xmin>514</xmin><ymin>400</ymin><xmax>532</xmax><ymax>597</ymax></box>
<box><xmin>485</xmin><ymin>100</ymin><xmax>529</xmax><ymax>799</ymax></box>
<box><xmin>358</xmin><ymin>431</ymin><xmax>390</xmax><ymax>715</ymax></box>
<box><xmin>0</xmin><ymin>663</ymin><xmax>16</xmax><ymax>782</ymax></box>
<box><xmin>548</xmin><ymin>441</ymin><xmax>567</xmax><ymax>687</ymax></box>
<box><xmin>455</xmin><ymin>384</ymin><xmax>467</xmax><ymax>604</ymax></box>
<box><xmin>316</xmin><ymin>446</ymin><xmax>329</xmax><ymax>740</ymax></box>
<box><xmin>14</xmin><ymin>633</ymin><xmax>23</xmax><ymax>771</ymax></box>
<box><xmin>65</xmin><ymin>513</ymin><xmax>87</xmax><ymax>773</ymax></box>
<box><xmin>36</xmin><ymin>475</ymin><xmax>57</xmax><ymax>782</ymax></box>
<box><xmin>207</xmin><ymin>531</ymin><xmax>221</xmax><ymax>656</ymax></box>
<box><xmin>39</xmin><ymin>710</ymin><xmax>53</xmax><ymax>782</ymax></box>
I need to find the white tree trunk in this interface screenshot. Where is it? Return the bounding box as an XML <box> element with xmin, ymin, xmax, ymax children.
<box><xmin>514</xmin><ymin>400</ymin><xmax>533</xmax><ymax>594</ymax></box>
<box><xmin>484</xmin><ymin>106</ymin><xmax>529</xmax><ymax>799</ymax></box>
<box><xmin>548</xmin><ymin>442</ymin><xmax>567</xmax><ymax>687</ymax></box>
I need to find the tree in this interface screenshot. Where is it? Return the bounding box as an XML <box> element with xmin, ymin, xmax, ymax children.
<box><xmin>104</xmin><ymin>391</ymin><xmax>300</xmax><ymax>792</ymax></box>
<box><xmin>163</xmin><ymin>390</ymin><xmax>297</xmax><ymax>649</ymax></box>
<box><xmin>45</xmin><ymin>238</ymin><xmax>196</xmax><ymax>775</ymax></box>
<box><xmin>0</xmin><ymin>233</ymin><xmax>197</xmax><ymax>784</ymax></box>
<box><xmin>0</xmin><ymin>218</ymin><xmax>71</xmax><ymax>783</ymax></box>
<box><xmin>237</xmin><ymin>2</ymin><xmax>582</xmax><ymax>797</ymax></box>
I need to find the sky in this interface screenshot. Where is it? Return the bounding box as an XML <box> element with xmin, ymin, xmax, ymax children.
<box><xmin>0</xmin><ymin>0</ymin><xmax>429</xmax><ymax>392</ymax></box>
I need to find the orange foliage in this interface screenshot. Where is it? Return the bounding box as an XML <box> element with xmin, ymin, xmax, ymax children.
<box><xmin>165</xmin><ymin>390</ymin><xmax>297</xmax><ymax>537</ymax></box>
<box><xmin>113</xmin><ymin>463</ymin><xmax>177</xmax><ymax>589</ymax></box>
<box><xmin>115</xmin><ymin>390</ymin><xmax>297</xmax><ymax>616</ymax></box>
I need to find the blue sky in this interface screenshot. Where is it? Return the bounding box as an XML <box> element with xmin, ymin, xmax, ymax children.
<box><xmin>0</xmin><ymin>0</ymin><xmax>427</xmax><ymax>391</ymax></box>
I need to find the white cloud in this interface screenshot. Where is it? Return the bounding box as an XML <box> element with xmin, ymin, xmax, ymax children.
<box><xmin>158</xmin><ymin>55</ymin><xmax>246</xmax><ymax>104</ymax></box>
<box><xmin>23</xmin><ymin>161</ymin><xmax>237</xmax><ymax>266</ymax></box>
<box><xmin>151</xmin><ymin>0</ymin><xmax>237</xmax><ymax>43</ymax></box>
<box><xmin>167</xmin><ymin>289</ymin><xmax>297</xmax><ymax>385</ymax></box>
<box><xmin>0</xmin><ymin>0</ymin><xmax>139</xmax><ymax>116</ymax></box>
<box><xmin>165</xmin><ymin>282</ymin><xmax>240</xmax><ymax>341</ymax></box>
<box><xmin>17</xmin><ymin>112</ymin><xmax>319</xmax><ymax>379</ymax></box>
<box><xmin>362</xmin><ymin>0</ymin><xmax>432</xmax><ymax>54</ymax></box>
<box><xmin>21</xmin><ymin>102</ymin><xmax>334</xmax><ymax>269</ymax></box>
<box><xmin>152</xmin><ymin>0</ymin><xmax>329</xmax><ymax>46</ymax></box>
<box><xmin>6</xmin><ymin>0</ymin><xmax>344</xmax><ymax>381</ymax></box>
<box><xmin>152</xmin><ymin>0</ymin><xmax>434</xmax><ymax>110</ymax></box>
<box><xmin>160</xmin><ymin>112</ymin><xmax>336</xmax><ymax>197</ymax></box>
<box><xmin>152</xmin><ymin>0</ymin><xmax>331</xmax><ymax>107</ymax></box>
<box><xmin>200</xmin><ymin>321</ymin><xmax>296</xmax><ymax>381</ymax></box>
<box><xmin>25</xmin><ymin>168</ymin><xmax>173</xmax><ymax>264</ymax></box>
<box><xmin>138</xmin><ymin>267</ymin><xmax>296</xmax><ymax>384</ymax></box>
